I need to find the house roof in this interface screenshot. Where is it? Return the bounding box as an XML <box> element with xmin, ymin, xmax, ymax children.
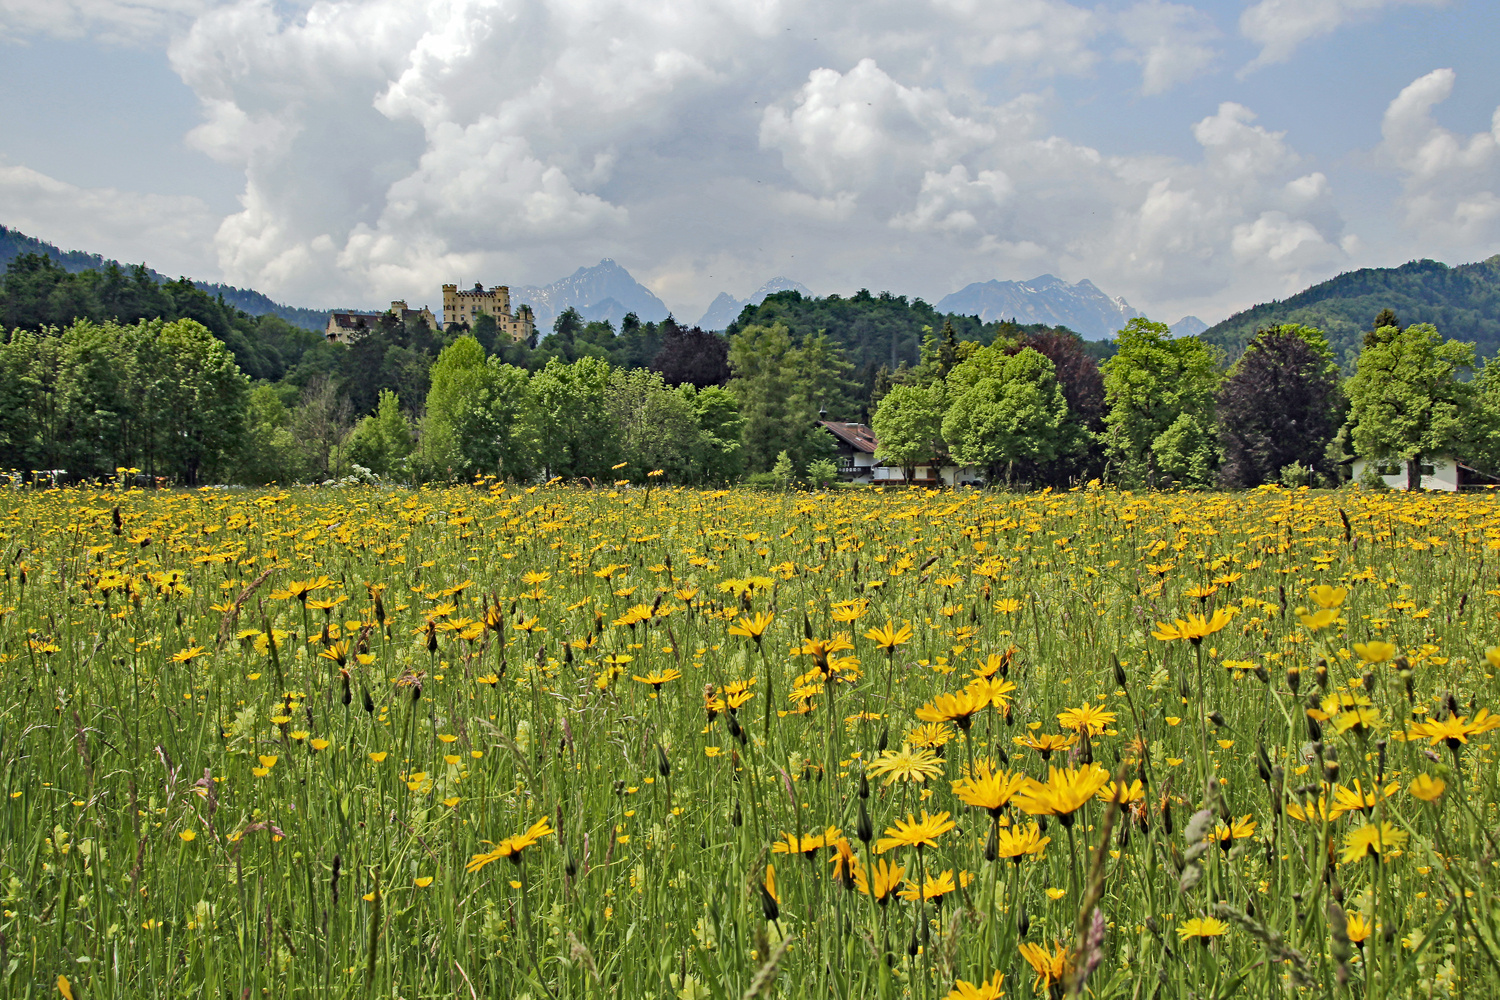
<box><xmin>819</xmin><ymin>421</ymin><xmax>877</xmax><ymax>453</ymax></box>
<box><xmin>329</xmin><ymin>311</ymin><xmax>381</xmax><ymax>330</ymax></box>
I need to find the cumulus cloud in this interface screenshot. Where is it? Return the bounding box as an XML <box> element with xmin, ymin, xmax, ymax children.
<box><xmin>1378</xmin><ymin>68</ymin><xmax>1500</xmax><ymax>248</ymax></box>
<box><xmin>0</xmin><ymin>0</ymin><xmax>1379</xmax><ymax>321</ymax></box>
<box><xmin>0</xmin><ymin>159</ymin><xmax>217</xmax><ymax>274</ymax></box>
<box><xmin>1113</xmin><ymin>0</ymin><xmax>1219</xmax><ymax>95</ymax></box>
<box><xmin>1239</xmin><ymin>0</ymin><xmax>1447</xmax><ymax>71</ymax></box>
<box><xmin>761</xmin><ymin>61</ymin><xmax>1345</xmax><ymax>307</ymax></box>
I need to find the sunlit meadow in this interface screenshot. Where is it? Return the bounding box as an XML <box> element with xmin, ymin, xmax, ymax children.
<box><xmin>3</xmin><ymin>480</ymin><xmax>1500</xmax><ymax>1000</ymax></box>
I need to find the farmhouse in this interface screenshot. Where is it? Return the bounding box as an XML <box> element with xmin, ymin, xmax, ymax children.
<box><xmin>325</xmin><ymin>301</ymin><xmax>437</xmax><ymax>343</ymax></box>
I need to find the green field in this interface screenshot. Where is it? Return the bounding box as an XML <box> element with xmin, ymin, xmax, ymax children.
<box><xmin>2</xmin><ymin>482</ymin><xmax>1497</xmax><ymax>999</ymax></box>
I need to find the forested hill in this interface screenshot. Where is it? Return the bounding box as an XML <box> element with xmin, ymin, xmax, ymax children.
<box><xmin>726</xmin><ymin>288</ymin><xmax>1112</xmax><ymax>406</ymax></box>
<box><xmin>0</xmin><ymin>225</ymin><xmax>330</xmax><ymax>331</ymax></box>
<box><xmin>1202</xmin><ymin>256</ymin><xmax>1500</xmax><ymax>364</ymax></box>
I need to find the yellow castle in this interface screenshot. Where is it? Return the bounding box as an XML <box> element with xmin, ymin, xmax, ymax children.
<box><xmin>442</xmin><ymin>283</ymin><xmax>537</xmax><ymax>342</ymax></box>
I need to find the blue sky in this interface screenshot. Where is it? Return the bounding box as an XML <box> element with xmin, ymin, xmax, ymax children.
<box><xmin>0</xmin><ymin>0</ymin><xmax>1496</xmax><ymax>327</ymax></box>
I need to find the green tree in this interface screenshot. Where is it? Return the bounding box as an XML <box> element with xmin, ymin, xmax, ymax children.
<box><xmin>941</xmin><ymin>345</ymin><xmax>1074</xmax><ymax>486</ymax></box>
<box><xmin>871</xmin><ymin>382</ymin><xmax>946</xmax><ymax>482</ymax></box>
<box><xmin>528</xmin><ymin>356</ymin><xmax>619</xmax><ymax>481</ymax></box>
<box><xmin>237</xmin><ymin>384</ymin><xmax>304</xmax><ymax>484</ymax></box>
<box><xmin>728</xmin><ymin>323</ymin><xmax>848</xmax><ymax>473</ymax></box>
<box><xmin>1101</xmin><ymin>319</ymin><xmax>1221</xmax><ymax>487</ymax></box>
<box><xmin>347</xmin><ymin>388</ymin><xmax>414</xmax><ymax>477</ymax></box>
<box><xmin>677</xmin><ymin>384</ymin><xmax>745</xmax><ymax>484</ymax></box>
<box><xmin>1347</xmin><ymin>322</ymin><xmax>1475</xmax><ymax>491</ymax></box>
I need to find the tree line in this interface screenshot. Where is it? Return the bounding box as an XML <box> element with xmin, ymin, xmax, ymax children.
<box><xmin>871</xmin><ymin>308</ymin><xmax>1500</xmax><ymax>491</ymax></box>
<box><xmin>3</xmin><ymin>247</ymin><xmax>1494</xmax><ymax>491</ymax></box>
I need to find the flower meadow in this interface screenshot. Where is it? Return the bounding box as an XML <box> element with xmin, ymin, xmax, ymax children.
<box><xmin>4</xmin><ymin>481</ymin><xmax>1500</xmax><ymax>1000</ymax></box>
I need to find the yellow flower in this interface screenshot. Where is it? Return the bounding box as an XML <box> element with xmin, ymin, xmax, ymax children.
<box><xmin>915</xmin><ymin>688</ymin><xmax>990</xmax><ymax>730</ymax></box>
<box><xmin>874</xmin><ymin>810</ymin><xmax>956</xmax><ymax>853</ymax></box>
<box><xmin>310</xmin><ymin>738</ymin><xmax>331</xmax><ymax>751</ymax></box>
<box><xmin>179</xmin><ymin>829</ymin><xmax>197</xmax><ymax>842</ymax></box>
<box><xmin>1345</xmin><ymin>912</ymin><xmax>1372</xmax><ymax>945</ymax></box>
<box><xmin>728</xmin><ymin>612</ymin><xmax>774</xmax><ymax>643</ymax></box>
<box><xmin>1409</xmin><ymin>774</ymin><xmax>1446</xmax><ymax>802</ymax></box>
<box><xmin>1177</xmin><ymin>916</ymin><xmax>1229</xmax><ymax>941</ymax></box>
<box><xmin>1056</xmin><ymin>701</ymin><xmax>1116</xmax><ymax>736</ymax></box>
<box><xmin>414</xmin><ymin>876</ymin><xmax>434</xmax><ymax>888</ymax></box>
<box><xmin>171</xmin><ymin>645</ymin><xmax>207</xmax><ymax>664</ymax></box>
<box><xmin>1151</xmin><ymin>607</ymin><xmax>1235</xmax><ymax>643</ymax></box>
<box><xmin>1045</xmin><ymin>887</ymin><xmax>1067</xmax><ymax>900</ymax></box>
<box><xmin>1296</xmin><ymin>607</ymin><xmax>1337</xmax><ymax>632</ymax></box>
<box><xmin>369</xmin><ymin>752</ymin><xmax>389</xmax><ymax>763</ymax></box>
<box><xmin>465</xmin><ymin>816</ymin><xmax>555</xmax><ymax>873</ymax></box>
<box><xmin>631</xmin><ymin>668</ymin><xmax>683</xmax><ymax>690</ymax></box>
<box><xmin>951</xmin><ymin>760</ymin><xmax>1029</xmax><ymax>816</ymax></box>
<box><xmin>1308</xmin><ymin>585</ymin><xmax>1347</xmax><ymax>609</ymax></box>
<box><xmin>58</xmin><ymin>975</ymin><xmax>75</xmax><ymax>1000</ymax></box>
<box><xmin>866</xmin><ymin>744</ymin><xmax>944</xmax><ymax>786</ymax></box>
<box><xmin>944</xmin><ymin>971</ymin><xmax>1005</xmax><ymax>1000</ymax></box>
<box><xmin>1018</xmin><ymin>941</ymin><xmax>1071</xmax><ymax>992</ymax></box>
<box><xmin>853</xmin><ymin>858</ymin><xmax>905</xmax><ymax>903</ymax></box>
<box><xmin>864</xmin><ymin>620</ymin><xmax>914</xmax><ymax>651</ymax></box>
<box><xmin>1013</xmin><ymin>765</ymin><xmax>1111</xmax><ymax>824</ymax></box>
<box><xmin>1341</xmin><ymin>821</ymin><xmax>1407</xmax><ymax>863</ymax></box>
<box><xmin>1353</xmin><ymin>641</ymin><xmax>1397</xmax><ymax>664</ymax></box>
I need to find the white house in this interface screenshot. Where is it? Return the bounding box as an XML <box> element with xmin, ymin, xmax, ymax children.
<box><xmin>1350</xmin><ymin>456</ymin><xmax>1495</xmax><ymax>491</ymax></box>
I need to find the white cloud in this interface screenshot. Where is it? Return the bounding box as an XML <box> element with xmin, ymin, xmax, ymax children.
<box><xmin>0</xmin><ymin>160</ymin><xmax>216</xmax><ymax>274</ymax></box>
<box><xmin>1239</xmin><ymin>0</ymin><xmax>1446</xmax><ymax>71</ymax></box>
<box><xmin>1113</xmin><ymin>0</ymin><xmax>1219</xmax><ymax>95</ymax></box>
<box><xmin>0</xmin><ymin>0</ymin><xmax>1377</xmax><ymax>323</ymax></box>
<box><xmin>0</xmin><ymin>0</ymin><xmax>206</xmax><ymax>43</ymax></box>
<box><xmin>760</xmin><ymin>62</ymin><xmax>1345</xmax><ymax>310</ymax></box>
<box><xmin>1378</xmin><ymin>68</ymin><xmax>1500</xmax><ymax>248</ymax></box>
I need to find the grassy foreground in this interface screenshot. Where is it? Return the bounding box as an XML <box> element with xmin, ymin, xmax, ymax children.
<box><xmin>2</xmin><ymin>481</ymin><xmax>1499</xmax><ymax>1000</ymax></box>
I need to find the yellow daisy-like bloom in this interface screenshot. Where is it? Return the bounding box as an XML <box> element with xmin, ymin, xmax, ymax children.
<box><xmin>874</xmin><ymin>810</ymin><xmax>956</xmax><ymax>853</ymax></box>
<box><xmin>1018</xmin><ymin>941</ymin><xmax>1071</xmax><ymax>992</ymax></box>
<box><xmin>1098</xmin><ymin>779</ymin><xmax>1146</xmax><ymax>804</ymax></box>
<box><xmin>1213</xmin><ymin>814</ymin><xmax>1256</xmax><ymax>847</ymax></box>
<box><xmin>1345</xmin><ymin>912</ymin><xmax>1372</xmax><ymax>945</ymax></box>
<box><xmin>1177</xmin><ymin>916</ymin><xmax>1229</xmax><ymax>941</ymax></box>
<box><xmin>465</xmin><ymin>816</ymin><xmax>555</xmax><ymax>873</ymax></box>
<box><xmin>896</xmin><ymin>868</ymin><xmax>972</xmax><ymax>902</ymax></box>
<box><xmin>830</xmin><ymin>599</ymin><xmax>869</xmax><ymax>624</ymax></box>
<box><xmin>952</xmin><ymin>760</ymin><xmax>1030</xmax><ymax>816</ymax></box>
<box><xmin>1150</xmin><ymin>607</ymin><xmax>1235</xmax><ymax>644</ymax></box>
<box><xmin>1353</xmin><ymin>641</ymin><xmax>1397</xmax><ymax>664</ymax></box>
<box><xmin>906</xmin><ymin>722</ymin><xmax>956</xmax><ymax>749</ymax></box>
<box><xmin>967</xmin><ymin>674</ymin><xmax>1017</xmax><ymax>710</ymax></box>
<box><xmin>1011</xmin><ymin>731</ymin><xmax>1078</xmax><ymax>762</ymax></box>
<box><xmin>1329</xmin><ymin>780</ymin><xmax>1398</xmax><ymax>820</ymax></box>
<box><xmin>864</xmin><ymin>620</ymin><xmax>914</xmax><ymax>651</ymax></box>
<box><xmin>1341</xmin><ymin>821</ymin><xmax>1407</xmax><ymax>864</ymax></box>
<box><xmin>170</xmin><ymin>646</ymin><xmax>207</xmax><ymax>664</ymax></box>
<box><xmin>992</xmin><ymin>822</ymin><xmax>1051</xmax><ymax>862</ymax></box>
<box><xmin>1296</xmin><ymin>607</ymin><xmax>1337</xmax><ymax>632</ymax></box>
<box><xmin>728</xmin><ymin>611</ymin><xmax>774</xmax><ymax>643</ymax></box>
<box><xmin>944</xmin><ymin>971</ymin><xmax>1005</xmax><ymax>1000</ymax></box>
<box><xmin>1308</xmin><ymin>585</ymin><xmax>1348</xmax><ymax>609</ymax></box>
<box><xmin>1057</xmin><ymin>701</ymin><xmax>1116</xmax><ymax>736</ymax></box>
<box><xmin>866</xmin><ymin>744</ymin><xmax>945</xmax><ymax>786</ymax></box>
<box><xmin>1409</xmin><ymin>774</ymin><xmax>1446</xmax><ymax>802</ymax></box>
<box><xmin>1012</xmin><ymin>765</ymin><xmax>1112</xmax><ymax>825</ymax></box>
<box><xmin>854</xmin><ymin>857</ymin><xmax>905</xmax><ymax>904</ymax></box>
<box><xmin>770</xmin><ymin>829</ymin><xmax>835</xmax><ymax>857</ymax></box>
<box><xmin>1405</xmin><ymin>709</ymin><xmax>1500</xmax><ymax>748</ymax></box>
<box><xmin>915</xmin><ymin>688</ymin><xmax>991</xmax><ymax>731</ymax></box>
<box><xmin>630</xmin><ymin>668</ymin><xmax>683</xmax><ymax>691</ymax></box>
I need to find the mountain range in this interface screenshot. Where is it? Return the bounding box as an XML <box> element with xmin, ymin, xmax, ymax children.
<box><xmin>508</xmin><ymin>258</ymin><xmax>670</xmax><ymax>331</ymax></box>
<box><xmin>1202</xmin><ymin>255</ymin><xmax>1500</xmax><ymax>363</ymax></box>
<box><xmin>0</xmin><ymin>225</ymin><xmax>333</xmax><ymax>331</ymax></box>
<box><xmin>697</xmin><ymin>277</ymin><xmax>815</xmax><ymax>330</ymax></box>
